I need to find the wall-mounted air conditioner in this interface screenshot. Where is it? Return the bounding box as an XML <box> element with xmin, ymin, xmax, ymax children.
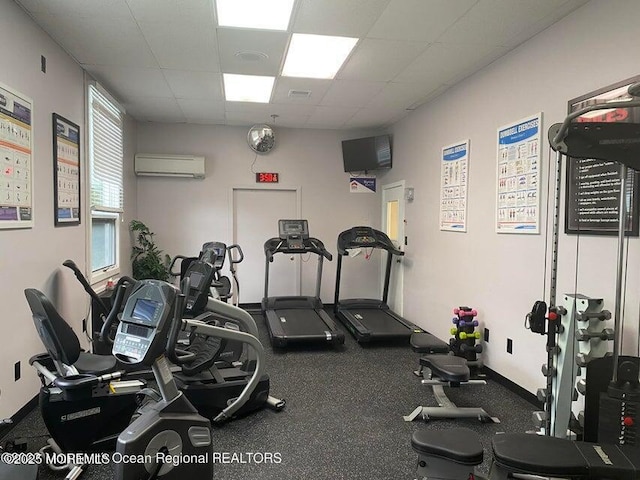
<box><xmin>134</xmin><ymin>154</ymin><xmax>205</xmax><ymax>179</ymax></box>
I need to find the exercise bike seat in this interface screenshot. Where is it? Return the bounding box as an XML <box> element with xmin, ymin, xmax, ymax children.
<box><xmin>492</xmin><ymin>433</ymin><xmax>640</xmax><ymax>478</ymax></box>
<box><xmin>420</xmin><ymin>354</ymin><xmax>470</xmax><ymax>383</ymax></box>
<box><xmin>412</xmin><ymin>428</ymin><xmax>483</xmax><ymax>465</ymax></box>
<box><xmin>410</xmin><ymin>332</ymin><xmax>450</xmax><ymax>354</ymax></box>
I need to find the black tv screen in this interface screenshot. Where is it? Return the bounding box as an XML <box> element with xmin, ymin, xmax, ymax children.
<box><xmin>341</xmin><ymin>135</ymin><xmax>392</xmax><ymax>172</ymax></box>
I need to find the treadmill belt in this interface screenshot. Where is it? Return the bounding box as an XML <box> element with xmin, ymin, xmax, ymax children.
<box><xmin>350</xmin><ymin>309</ymin><xmax>410</xmax><ymax>336</ymax></box>
<box><xmin>275</xmin><ymin>309</ymin><xmax>330</xmax><ymax>336</ymax></box>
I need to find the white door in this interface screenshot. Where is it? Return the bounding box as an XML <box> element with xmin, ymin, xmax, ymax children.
<box><xmin>381</xmin><ymin>181</ymin><xmax>405</xmax><ymax>316</ymax></box>
<box><xmin>232</xmin><ymin>187</ymin><xmax>300</xmax><ymax>303</ymax></box>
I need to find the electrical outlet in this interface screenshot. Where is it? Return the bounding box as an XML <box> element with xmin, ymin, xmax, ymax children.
<box><xmin>507</xmin><ymin>338</ymin><xmax>513</xmax><ymax>354</ymax></box>
<box><xmin>14</xmin><ymin>361</ymin><xmax>20</xmax><ymax>381</ymax></box>
<box><xmin>484</xmin><ymin>328</ymin><xmax>490</xmax><ymax>342</ymax></box>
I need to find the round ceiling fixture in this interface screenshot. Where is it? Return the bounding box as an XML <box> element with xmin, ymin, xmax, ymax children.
<box><xmin>247</xmin><ymin>124</ymin><xmax>275</xmax><ymax>154</ymax></box>
<box><xmin>235</xmin><ymin>50</ymin><xmax>269</xmax><ymax>62</ymax></box>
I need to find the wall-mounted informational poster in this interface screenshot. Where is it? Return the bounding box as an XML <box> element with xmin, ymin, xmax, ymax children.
<box><xmin>0</xmin><ymin>83</ymin><xmax>33</xmax><ymax>229</ymax></box>
<box><xmin>53</xmin><ymin>113</ymin><xmax>81</xmax><ymax>226</ymax></box>
<box><xmin>496</xmin><ymin>113</ymin><xmax>542</xmax><ymax>234</ymax></box>
<box><xmin>565</xmin><ymin>75</ymin><xmax>640</xmax><ymax>236</ymax></box>
<box><xmin>440</xmin><ymin>139</ymin><xmax>469</xmax><ymax>232</ymax></box>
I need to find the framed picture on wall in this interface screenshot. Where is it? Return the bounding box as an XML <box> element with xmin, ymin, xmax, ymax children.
<box><xmin>565</xmin><ymin>75</ymin><xmax>640</xmax><ymax>236</ymax></box>
<box><xmin>53</xmin><ymin>113</ymin><xmax>81</xmax><ymax>226</ymax></box>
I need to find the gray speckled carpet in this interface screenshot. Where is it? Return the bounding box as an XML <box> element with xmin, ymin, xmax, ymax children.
<box><xmin>3</xmin><ymin>310</ymin><xmax>536</xmax><ymax>479</ymax></box>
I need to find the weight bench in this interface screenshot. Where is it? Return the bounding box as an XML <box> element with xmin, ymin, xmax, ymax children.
<box><xmin>405</xmin><ymin>333</ymin><xmax>498</xmax><ymax>423</ymax></box>
<box><xmin>412</xmin><ymin>428</ymin><xmax>640</xmax><ymax>479</ymax></box>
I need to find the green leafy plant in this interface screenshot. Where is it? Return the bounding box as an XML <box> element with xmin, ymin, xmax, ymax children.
<box><xmin>130</xmin><ymin>220</ymin><xmax>171</xmax><ymax>281</ymax></box>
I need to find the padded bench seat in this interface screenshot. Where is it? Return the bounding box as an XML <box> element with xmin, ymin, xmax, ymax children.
<box><xmin>492</xmin><ymin>433</ymin><xmax>640</xmax><ymax>479</ymax></box>
<box><xmin>410</xmin><ymin>332</ymin><xmax>450</xmax><ymax>354</ymax></box>
<box><xmin>412</xmin><ymin>428</ymin><xmax>483</xmax><ymax>465</ymax></box>
<box><xmin>420</xmin><ymin>354</ymin><xmax>470</xmax><ymax>383</ymax></box>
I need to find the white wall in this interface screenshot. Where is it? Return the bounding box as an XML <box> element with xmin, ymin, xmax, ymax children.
<box><xmin>0</xmin><ymin>0</ymin><xmax>137</xmax><ymax>418</ymax></box>
<box><xmin>135</xmin><ymin>123</ymin><xmax>383</xmax><ymax>303</ymax></box>
<box><xmin>386</xmin><ymin>0</ymin><xmax>640</xmax><ymax>394</ymax></box>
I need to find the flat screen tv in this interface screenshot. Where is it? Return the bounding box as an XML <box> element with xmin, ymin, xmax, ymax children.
<box><xmin>341</xmin><ymin>135</ymin><xmax>392</xmax><ymax>172</ymax></box>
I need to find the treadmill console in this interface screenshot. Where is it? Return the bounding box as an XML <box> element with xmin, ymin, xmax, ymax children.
<box><xmin>113</xmin><ymin>280</ymin><xmax>178</xmax><ymax>365</ymax></box>
<box><xmin>278</xmin><ymin>219</ymin><xmax>309</xmax><ymax>250</ymax></box>
<box><xmin>200</xmin><ymin>242</ymin><xmax>227</xmax><ymax>269</ymax></box>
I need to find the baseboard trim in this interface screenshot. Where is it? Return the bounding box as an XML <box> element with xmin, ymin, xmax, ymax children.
<box><xmin>0</xmin><ymin>395</ymin><xmax>38</xmax><ymax>439</ymax></box>
<box><xmin>484</xmin><ymin>367</ymin><xmax>541</xmax><ymax>407</ymax></box>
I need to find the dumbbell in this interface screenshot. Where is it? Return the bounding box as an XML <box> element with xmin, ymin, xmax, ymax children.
<box><xmin>575</xmin><ymin>328</ymin><xmax>615</xmax><ymax>341</ymax></box>
<box><xmin>459</xmin><ymin>319</ymin><xmax>479</xmax><ymax>328</ymax></box>
<box><xmin>454</xmin><ymin>307</ymin><xmax>477</xmax><ymax>317</ymax></box>
<box><xmin>576</xmin><ymin>310</ymin><xmax>612</xmax><ymax>322</ymax></box>
<box><xmin>450</xmin><ymin>327</ymin><xmax>458</xmax><ymax>336</ymax></box>
<box><xmin>459</xmin><ymin>331</ymin><xmax>481</xmax><ymax>340</ymax></box>
<box><xmin>536</xmin><ymin>388</ymin><xmax>547</xmax><ymax>403</ymax></box>
<box><xmin>576</xmin><ymin>379</ymin><xmax>586</xmax><ymax>395</ymax></box>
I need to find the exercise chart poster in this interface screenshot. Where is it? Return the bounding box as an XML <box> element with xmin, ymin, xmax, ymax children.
<box><xmin>440</xmin><ymin>140</ymin><xmax>469</xmax><ymax>232</ymax></box>
<box><xmin>0</xmin><ymin>82</ymin><xmax>33</xmax><ymax>229</ymax></box>
<box><xmin>53</xmin><ymin>113</ymin><xmax>81</xmax><ymax>225</ymax></box>
<box><xmin>496</xmin><ymin>113</ymin><xmax>542</xmax><ymax>234</ymax></box>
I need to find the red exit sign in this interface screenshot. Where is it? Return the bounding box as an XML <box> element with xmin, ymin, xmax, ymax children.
<box><xmin>256</xmin><ymin>172</ymin><xmax>279</xmax><ymax>183</ymax></box>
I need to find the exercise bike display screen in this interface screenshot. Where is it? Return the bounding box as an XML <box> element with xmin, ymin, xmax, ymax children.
<box><xmin>131</xmin><ymin>298</ymin><xmax>161</xmax><ymax>325</ymax></box>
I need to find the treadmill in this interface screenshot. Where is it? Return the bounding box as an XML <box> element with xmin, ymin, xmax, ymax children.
<box><xmin>334</xmin><ymin>226</ymin><xmax>423</xmax><ymax>343</ymax></box>
<box><xmin>262</xmin><ymin>219</ymin><xmax>345</xmax><ymax>348</ymax></box>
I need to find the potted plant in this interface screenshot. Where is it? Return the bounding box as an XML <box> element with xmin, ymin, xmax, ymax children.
<box><xmin>130</xmin><ymin>220</ymin><xmax>170</xmax><ymax>281</ymax></box>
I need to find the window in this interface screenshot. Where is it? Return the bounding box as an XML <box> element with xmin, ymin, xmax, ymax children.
<box><xmin>88</xmin><ymin>84</ymin><xmax>123</xmax><ymax>282</ymax></box>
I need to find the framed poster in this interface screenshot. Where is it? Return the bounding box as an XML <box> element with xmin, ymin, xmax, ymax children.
<box><xmin>0</xmin><ymin>82</ymin><xmax>33</xmax><ymax>229</ymax></box>
<box><xmin>496</xmin><ymin>113</ymin><xmax>542</xmax><ymax>234</ymax></box>
<box><xmin>439</xmin><ymin>139</ymin><xmax>469</xmax><ymax>232</ymax></box>
<box><xmin>53</xmin><ymin>113</ymin><xmax>81</xmax><ymax>226</ymax></box>
<box><xmin>564</xmin><ymin>75</ymin><xmax>640</xmax><ymax>236</ymax></box>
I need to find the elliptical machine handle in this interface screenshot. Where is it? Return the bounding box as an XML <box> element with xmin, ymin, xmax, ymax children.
<box><xmin>166</xmin><ymin>292</ymin><xmax>189</xmax><ymax>365</ymax></box>
<box><xmin>168</xmin><ymin>255</ymin><xmax>189</xmax><ymax>277</ymax></box>
<box><xmin>63</xmin><ymin>259</ymin><xmax>110</xmax><ymax>317</ymax></box>
<box><xmin>228</xmin><ymin>244</ymin><xmax>244</xmax><ymax>265</ymax></box>
<box><xmin>99</xmin><ymin>282</ymin><xmax>129</xmax><ymax>344</ymax></box>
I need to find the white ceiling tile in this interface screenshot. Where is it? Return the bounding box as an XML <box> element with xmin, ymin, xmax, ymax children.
<box><xmin>337</xmin><ymin>38</ymin><xmax>429</xmax><ymax>82</ymax></box>
<box><xmin>15</xmin><ymin>0</ymin><xmax>53</xmax><ymax>14</ymax></box>
<box><xmin>395</xmin><ymin>42</ymin><xmax>502</xmax><ymax>84</ymax></box>
<box><xmin>35</xmin><ymin>14</ymin><xmax>156</xmax><ymax>67</ymax></box>
<box><xmin>124</xmin><ymin>97</ymin><xmax>185</xmax><ymax>122</ymax></box>
<box><xmin>139</xmin><ymin>21</ymin><xmax>219</xmax><ymax>71</ymax></box>
<box><xmin>438</xmin><ymin>0</ymin><xmax>579</xmax><ymax>46</ymax></box>
<box><xmin>84</xmin><ymin>65</ymin><xmax>173</xmax><ymax>100</ymax></box>
<box><xmin>367</xmin><ymin>0</ymin><xmax>477</xmax><ymax>42</ymax></box>
<box><xmin>127</xmin><ymin>0</ymin><xmax>214</xmax><ymax>25</ymax></box>
<box><xmin>320</xmin><ymin>80</ymin><xmax>387</xmax><ymax>107</ymax></box>
<box><xmin>27</xmin><ymin>0</ymin><xmax>131</xmax><ymax>18</ymax></box>
<box><xmin>366</xmin><ymin>81</ymin><xmax>440</xmax><ymax>110</ymax></box>
<box><xmin>163</xmin><ymin>71</ymin><xmax>223</xmax><ymax>100</ymax></box>
<box><xmin>306</xmin><ymin>106</ymin><xmax>359</xmax><ymax>129</ymax></box>
<box><xmin>178</xmin><ymin>99</ymin><xmax>226</xmax><ymax>123</ymax></box>
<box><xmin>271</xmin><ymin>77</ymin><xmax>332</xmax><ymax>105</ymax></box>
<box><xmin>217</xmin><ymin>28</ymin><xmax>289</xmax><ymax>76</ymax></box>
<box><xmin>292</xmin><ymin>0</ymin><xmax>391</xmax><ymax>36</ymax></box>
<box><xmin>344</xmin><ymin>106</ymin><xmax>406</xmax><ymax>129</ymax></box>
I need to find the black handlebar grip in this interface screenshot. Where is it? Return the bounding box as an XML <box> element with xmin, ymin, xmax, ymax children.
<box><xmin>99</xmin><ymin>283</ymin><xmax>128</xmax><ymax>344</ymax></box>
<box><xmin>166</xmin><ymin>293</ymin><xmax>186</xmax><ymax>365</ymax></box>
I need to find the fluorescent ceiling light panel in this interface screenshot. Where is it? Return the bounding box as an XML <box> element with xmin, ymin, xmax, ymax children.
<box><xmin>216</xmin><ymin>0</ymin><xmax>294</xmax><ymax>31</ymax></box>
<box><xmin>282</xmin><ymin>34</ymin><xmax>358</xmax><ymax>79</ymax></box>
<box><xmin>223</xmin><ymin>74</ymin><xmax>275</xmax><ymax>103</ymax></box>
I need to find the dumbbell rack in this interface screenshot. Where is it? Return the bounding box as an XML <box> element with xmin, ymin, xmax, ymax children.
<box><xmin>450</xmin><ymin>307</ymin><xmax>483</xmax><ymax>372</ymax></box>
<box><xmin>534</xmin><ymin>294</ymin><xmax>612</xmax><ymax>438</ymax></box>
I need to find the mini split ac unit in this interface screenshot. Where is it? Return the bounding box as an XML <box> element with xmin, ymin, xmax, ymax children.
<box><xmin>134</xmin><ymin>154</ymin><xmax>205</xmax><ymax>179</ymax></box>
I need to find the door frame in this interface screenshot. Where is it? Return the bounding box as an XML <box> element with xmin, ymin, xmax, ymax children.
<box><xmin>229</xmin><ymin>185</ymin><xmax>302</xmax><ymax>297</ymax></box>
<box><xmin>381</xmin><ymin>180</ymin><xmax>405</xmax><ymax>316</ymax></box>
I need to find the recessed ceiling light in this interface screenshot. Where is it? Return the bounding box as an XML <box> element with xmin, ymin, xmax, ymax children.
<box><xmin>282</xmin><ymin>34</ymin><xmax>358</xmax><ymax>79</ymax></box>
<box><xmin>223</xmin><ymin>73</ymin><xmax>275</xmax><ymax>103</ymax></box>
<box><xmin>216</xmin><ymin>0</ymin><xmax>295</xmax><ymax>31</ymax></box>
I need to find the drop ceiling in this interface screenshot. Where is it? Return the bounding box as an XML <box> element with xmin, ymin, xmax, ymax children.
<box><xmin>15</xmin><ymin>0</ymin><xmax>590</xmax><ymax>130</ymax></box>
